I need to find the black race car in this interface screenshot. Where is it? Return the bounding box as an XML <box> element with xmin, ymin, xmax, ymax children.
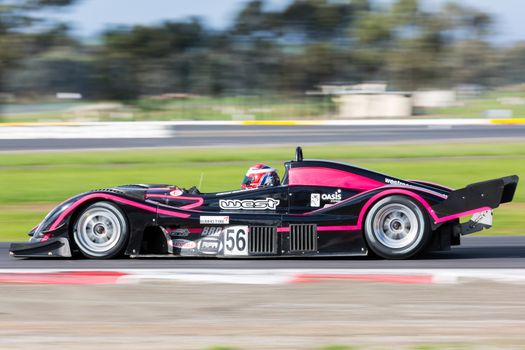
<box><xmin>10</xmin><ymin>147</ymin><xmax>518</xmax><ymax>260</ymax></box>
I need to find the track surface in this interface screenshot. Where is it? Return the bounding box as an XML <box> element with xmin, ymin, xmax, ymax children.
<box><xmin>2</xmin><ymin>236</ymin><xmax>525</xmax><ymax>269</ymax></box>
<box><xmin>2</xmin><ymin>281</ymin><xmax>525</xmax><ymax>349</ymax></box>
<box><xmin>2</xmin><ymin>124</ymin><xmax>525</xmax><ymax>151</ymax></box>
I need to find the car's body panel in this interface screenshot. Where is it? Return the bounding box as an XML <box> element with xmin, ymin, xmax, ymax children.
<box><xmin>10</xmin><ymin>153</ymin><xmax>519</xmax><ymax>259</ymax></box>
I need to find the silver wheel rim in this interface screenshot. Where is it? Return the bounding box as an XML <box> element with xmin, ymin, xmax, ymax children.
<box><xmin>74</xmin><ymin>205</ymin><xmax>124</xmax><ymax>257</ymax></box>
<box><xmin>372</xmin><ymin>203</ymin><xmax>420</xmax><ymax>249</ymax></box>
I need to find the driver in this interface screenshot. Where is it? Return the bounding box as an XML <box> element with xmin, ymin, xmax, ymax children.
<box><xmin>241</xmin><ymin>164</ymin><xmax>280</xmax><ymax>189</ymax></box>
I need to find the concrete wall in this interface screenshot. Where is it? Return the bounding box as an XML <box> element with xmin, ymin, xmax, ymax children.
<box><xmin>413</xmin><ymin>90</ymin><xmax>456</xmax><ymax>108</ymax></box>
<box><xmin>333</xmin><ymin>93</ymin><xmax>412</xmax><ymax>118</ymax></box>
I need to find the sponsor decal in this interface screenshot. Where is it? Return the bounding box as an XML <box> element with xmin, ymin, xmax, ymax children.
<box><xmin>198</xmin><ymin>237</ymin><xmax>222</xmax><ymax>254</ymax></box>
<box><xmin>322</xmin><ymin>189</ymin><xmax>342</xmax><ymax>203</ymax></box>
<box><xmin>169</xmin><ymin>189</ymin><xmax>184</xmax><ymax>196</ymax></box>
<box><xmin>169</xmin><ymin>228</ymin><xmax>190</xmax><ymax>237</ymax></box>
<box><xmin>219</xmin><ymin>198</ymin><xmax>280</xmax><ymax>210</ymax></box>
<box><xmin>172</xmin><ymin>239</ymin><xmax>197</xmax><ymax>249</ymax></box>
<box><xmin>310</xmin><ymin>193</ymin><xmax>321</xmax><ymax>207</ymax></box>
<box><xmin>200</xmin><ymin>216</ymin><xmax>230</xmax><ymax>224</ymax></box>
<box><xmin>202</xmin><ymin>227</ymin><xmax>223</xmax><ymax>237</ymax></box>
<box><xmin>385</xmin><ymin>178</ymin><xmax>448</xmax><ymax>198</ymax></box>
<box><xmin>385</xmin><ymin>178</ymin><xmax>410</xmax><ymax>187</ymax></box>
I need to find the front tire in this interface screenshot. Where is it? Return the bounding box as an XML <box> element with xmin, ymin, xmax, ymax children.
<box><xmin>364</xmin><ymin>195</ymin><xmax>430</xmax><ymax>259</ymax></box>
<box><xmin>73</xmin><ymin>201</ymin><xmax>129</xmax><ymax>259</ymax></box>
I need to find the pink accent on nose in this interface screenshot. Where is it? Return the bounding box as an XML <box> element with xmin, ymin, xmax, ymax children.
<box><xmin>145</xmin><ymin>195</ymin><xmax>204</xmax><ymax>210</ymax></box>
<box><xmin>49</xmin><ymin>193</ymin><xmax>190</xmax><ymax>231</ymax></box>
<box><xmin>288</xmin><ymin>167</ymin><xmax>384</xmax><ymax>191</ymax></box>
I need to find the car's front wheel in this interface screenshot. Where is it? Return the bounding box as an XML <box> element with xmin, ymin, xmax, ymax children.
<box><xmin>73</xmin><ymin>201</ymin><xmax>129</xmax><ymax>259</ymax></box>
<box><xmin>364</xmin><ymin>195</ymin><xmax>430</xmax><ymax>259</ymax></box>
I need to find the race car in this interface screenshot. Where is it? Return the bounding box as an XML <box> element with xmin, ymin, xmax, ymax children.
<box><xmin>10</xmin><ymin>147</ymin><xmax>518</xmax><ymax>260</ymax></box>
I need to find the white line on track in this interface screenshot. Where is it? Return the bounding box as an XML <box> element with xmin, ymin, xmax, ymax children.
<box><xmin>0</xmin><ymin>119</ymin><xmax>504</xmax><ymax>140</ymax></box>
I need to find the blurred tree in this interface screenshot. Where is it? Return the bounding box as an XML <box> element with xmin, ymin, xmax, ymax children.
<box><xmin>2</xmin><ymin>0</ymin><xmax>519</xmax><ymax>105</ymax></box>
<box><xmin>352</xmin><ymin>11</ymin><xmax>393</xmax><ymax>80</ymax></box>
<box><xmin>438</xmin><ymin>3</ymin><xmax>496</xmax><ymax>88</ymax></box>
<box><xmin>386</xmin><ymin>0</ymin><xmax>451</xmax><ymax>89</ymax></box>
<box><xmin>4</xmin><ymin>23</ymin><xmax>98</xmax><ymax>98</ymax></box>
<box><xmin>351</xmin><ymin>0</ymin><xmax>496</xmax><ymax>89</ymax></box>
<box><xmin>497</xmin><ymin>44</ymin><xmax>525</xmax><ymax>86</ymax></box>
<box><xmin>277</xmin><ymin>0</ymin><xmax>354</xmax><ymax>40</ymax></box>
<box><xmin>7</xmin><ymin>47</ymin><xmax>96</xmax><ymax>97</ymax></box>
<box><xmin>439</xmin><ymin>40</ymin><xmax>495</xmax><ymax>87</ymax></box>
<box><xmin>0</xmin><ymin>0</ymin><xmax>77</xmax><ymax>99</ymax></box>
<box><xmin>233</xmin><ymin>0</ymin><xmax>270</xmax><ymax>36</ymax></box>
<box><xmin>98</xmin><ymin>19</ymin><xmax>208</xmax><ymax>99</ymax></box>
<box><xmin>230</xmin><ymin>0</ymin><xmax>360</xmax><ymax>94</ymax></box>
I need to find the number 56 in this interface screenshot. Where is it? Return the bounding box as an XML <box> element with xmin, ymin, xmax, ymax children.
<box><xmin>224</xmin><ymin>227</ymin><xmax>248</xmax><ymax>255</ymax></box>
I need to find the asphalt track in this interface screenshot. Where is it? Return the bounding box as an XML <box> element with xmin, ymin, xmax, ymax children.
<box><xmin>1</xmin><ymin>124</ymin><xmax>525</xmax><ymax>151</ymax></box>
<box><xmin>2</xmin><ymin>236</ymin><xmax>524</xmax><ymax>269</ymax></box>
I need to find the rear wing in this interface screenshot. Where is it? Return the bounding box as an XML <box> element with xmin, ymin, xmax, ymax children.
<box><xmin>432</xmin><ymin>175</ymin><xmax>519</xmax><ymax>218</ymax></box>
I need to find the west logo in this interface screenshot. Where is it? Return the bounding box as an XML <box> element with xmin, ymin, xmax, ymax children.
<box><xmin>219</xmin><ymin>198</ymin><xmax>280</xmax><ymax>210</ymax></box>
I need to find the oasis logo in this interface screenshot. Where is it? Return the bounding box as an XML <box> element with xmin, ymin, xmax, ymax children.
<box><xmin>219</xmin><ymin>198</ymin><xmax>280</xmax><ymax>210</ymax></box>
<box><xmin>321</xmin><ymin>189</ymin><xmax>342</xmax><ymax>203</ymax></box>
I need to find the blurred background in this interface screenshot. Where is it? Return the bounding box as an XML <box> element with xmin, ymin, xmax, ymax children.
<box><xmin>1</xmin><ymin>0</ymin><xmax>525</xmax><ymax>121</ymax></box>
<box><xmin>1</xmin><ymin>2</ymin><xmax>525</xmax><ymax>350</ymax></box>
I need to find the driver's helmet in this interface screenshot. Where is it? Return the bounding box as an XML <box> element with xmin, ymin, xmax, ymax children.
<box><xmin>241</xmin><ymin>164</ymin><xmax>280</xmax><ymax>189</ymax></box>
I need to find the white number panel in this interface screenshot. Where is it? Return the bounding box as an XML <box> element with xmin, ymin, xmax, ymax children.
<box><xmin>223</xmin><ymin>226</ymin><xmax>249</xmax><ymax>256</ymax></box>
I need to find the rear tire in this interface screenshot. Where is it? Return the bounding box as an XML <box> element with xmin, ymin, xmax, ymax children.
<box><xmin>73</xmin><ymin>201</ymin><xmax>129</xmax><ymax>259</ymax></box>
<box><xmin>364</xmin><ymin>195</ymin><xmax>430</xmax><ymax>259</ymax></box>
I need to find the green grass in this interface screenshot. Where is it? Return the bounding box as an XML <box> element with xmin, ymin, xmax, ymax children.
<box><xmin>318</xmin><ymin>346</ymin><xmax>356</xmax><ymax>350</ymax></box>
<box><xmin>0</xmin><ymin>209</ymin><xmax>49</xmax><ymax>241</ymax></box>
<box><xmin>426</xmin><ymin>91</ymin><xmax>525</xmax><ymax>118</ymax></box>
<box><xmin>1</xmin><ymin>142</ymin><xmax>523</xmax><ymax>241</ymax></box>
<box><xmin>131</xmin><ymin>95</ymin><xmax>333</xmax><ymax>121</ymax></box>
<box><xmin>2</xmin><ymin>96</ymin><xmax>333</xmax><ymax>123</ymax></box>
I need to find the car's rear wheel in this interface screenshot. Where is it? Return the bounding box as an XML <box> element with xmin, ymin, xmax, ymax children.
<box><xmin>73</xmin><ymin>201</ymin><xmax>129</xmax><ymax>259</ymax></box>
<box><xmin>364</xmin><ymin>195</ymin><xmax>430</xmax><ymax>259</ymax></box>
